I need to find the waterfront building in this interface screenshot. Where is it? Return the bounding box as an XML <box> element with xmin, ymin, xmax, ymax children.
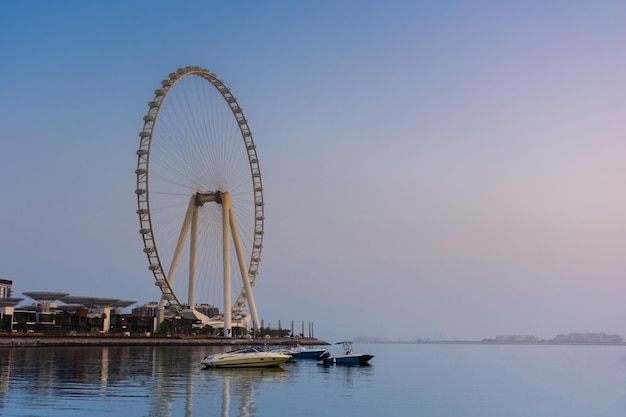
<box><xmin>111</xmin><ymin>313</ymin><xmax>154</xmax><ymax>334</ymax></box>
<box><xmin>132</xmin><ymin>301</ymin><xmax>159</xmax><ymax>318</ymax></box>
<box><xmin>195</xmin><ymin>304</ymin><xmax>219</xmax><ymax>318</ymax></box>
<box><xmin>0</xmin><ymin>279</ymin><xmax>14</xmax><ymax>298</ymax></box>
<box><xmin>0</xmin><ymin>289</ymin><xmax>139</xmax><ymax>334</ymax></box>
<box><xmin>0</xmin><ymin>279</ymin><xmax>24</xmax><ymax>332</ymax></box>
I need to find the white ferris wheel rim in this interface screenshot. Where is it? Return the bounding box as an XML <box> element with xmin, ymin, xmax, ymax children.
<box><xmin>135</xmin><ymin>66</ymin><xmax>264</xmax><ymax>315</ymax></box>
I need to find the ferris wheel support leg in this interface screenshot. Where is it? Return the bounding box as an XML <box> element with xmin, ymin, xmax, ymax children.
<box><xmin>188</xmin><ymin>205</ymin><xmax>199</xmax><ymax>311</ymax></box>
<box><xmin>222</xmin><ymin>201</ymin><xmax>232</xmax><ymax>337</ymax></box>
<box><xmin>168</xmin><ymin>195</ymin><xmax>197</xmax><ymax>288</ymax></box>
<box><xmin>157</xmin><ymin>195</ymin><xmax>196</xmax><ymax>312</ymax></box>
<box><xmin>223</xmin><ymin>194</ymin><xmax>260</xmax><ymax>332</ymax></box>
<box><xmin>154</xmin><ymin>308</ymin><xmax>165</xmax><ymax>332</ymax></box>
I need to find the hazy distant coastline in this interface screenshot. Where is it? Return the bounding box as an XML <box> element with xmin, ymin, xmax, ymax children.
<box><xmin>354</xmin><ymin>332</ymin><xmax>625</xmax><ymax>346</ymax></box>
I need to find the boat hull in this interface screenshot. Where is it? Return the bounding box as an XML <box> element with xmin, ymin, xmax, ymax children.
<box><xmin>202</xmin><ymin>357</ymin><xmax>290</xmax><ymax>368</ymax></box>
<box><xmin>322</xmin><ymin>353</ymin><xmax>374</xmax><ymax>365</ymax></box>
<box><xmin>292</xmin><ymin>349</ymin><xmax>327</xmax><ymax>360</ymax></box>
<box><xmin>201</xmin><ymin>348</ymin><xmax>291</xmax><ymax>368</ymax></box>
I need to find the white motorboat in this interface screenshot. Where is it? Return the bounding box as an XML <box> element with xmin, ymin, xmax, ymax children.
<box><xmin>201</xmin><ymin>347</ymin><xmax>292</xmax><ymax>368</ymax></box>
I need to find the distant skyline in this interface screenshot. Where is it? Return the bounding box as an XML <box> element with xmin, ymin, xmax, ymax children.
<box><xmin>1</xmin><ymin>1</ymin><xmax>626</xmax><ymax>342</ymax></box>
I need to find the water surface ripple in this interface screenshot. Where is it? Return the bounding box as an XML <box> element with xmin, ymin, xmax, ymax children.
<box><xmin>1</xmin><ymin>343</ymin><xmax>625</xmax><ymax>416</ymax></box>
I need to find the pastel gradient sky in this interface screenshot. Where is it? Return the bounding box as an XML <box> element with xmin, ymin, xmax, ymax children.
<box><xmin>1</xmin><ymin>1</ymin><xmax>625</xmax><ymax>341</ymax></box>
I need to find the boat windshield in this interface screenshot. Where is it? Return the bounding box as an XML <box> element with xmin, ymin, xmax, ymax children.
<box><xmin>232</xmin><ymin>347</ymin><xmax>265</xmax><ymax>354</ymax></box>
<box><xmin>339</xmin><ymin>342</ymin><xmax>354</xmax><ymax>353</ymax></box>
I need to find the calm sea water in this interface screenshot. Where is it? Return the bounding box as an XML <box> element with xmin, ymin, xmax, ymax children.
<box><xmin>1</xmin><ymin>343</ymin><xmax>625</xmax><ymax>416</ymax></box>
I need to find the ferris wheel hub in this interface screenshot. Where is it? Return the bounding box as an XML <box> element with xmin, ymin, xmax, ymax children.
<box><xmin>194</xmin><ymin>191</ymin><xmax>223</xmax><ymax>206</ymax></box>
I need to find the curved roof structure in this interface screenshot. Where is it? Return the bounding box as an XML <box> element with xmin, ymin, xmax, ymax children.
<box><xmin>23</xmin><ymin>292</ymin><xmax>70</xmax><ymax>301</ymax></box>
<box><xmin>61</xmin><ymin>296</ymin><xmax>120</xmax><ymax>308</ymax></box>
<box><xmin>20</xmin><ymin>294</ymin><xmax>135</xmax><ymax>310</ymax></box>
<box><xmin>0</xmin><ymin>297</ymin><xmax>24</xmax><ymax>307</ymax></box>
<box><xmin>111</xmin><ymin>300</ymin><xmax>137</xmax><ymax>309</ymax></box>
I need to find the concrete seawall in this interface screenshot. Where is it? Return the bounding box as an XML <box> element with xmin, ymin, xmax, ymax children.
<box><xmin>0</xmin><ymin>335</ymin><xmax>328</xmax><ymax>347</ymax></box>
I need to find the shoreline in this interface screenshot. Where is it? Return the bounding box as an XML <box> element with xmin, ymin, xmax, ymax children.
<box><xmin>357</xmin><ymin>340</ymin><xmax>626</xmax><ymax>347</ymax></box>
<box><xmin>0</xmin><ymin>335</ymin><xmax>329</xmax><ymax>347</ymax></box>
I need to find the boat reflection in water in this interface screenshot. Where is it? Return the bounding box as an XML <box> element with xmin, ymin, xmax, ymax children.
<box><xmin>0</xmin><ymin>345</ymin><xmax>290</xmax><ymax>417</ymax></box>
<box><xmin>208</xmin><ymin>367</ymin><xmax>289</xmax><ymax>417</ymax></box>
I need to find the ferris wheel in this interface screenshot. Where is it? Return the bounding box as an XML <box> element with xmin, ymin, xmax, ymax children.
<box><xmin>135</xmin><ymin>66</ymin><xmax>264</xmax><ymax>335</ymax></box>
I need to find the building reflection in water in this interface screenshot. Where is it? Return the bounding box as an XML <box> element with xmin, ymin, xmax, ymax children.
<box><xmin>0</xmin><ymin>346</ymin><xmax>289</xmax><ymax>417</ymax></box>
